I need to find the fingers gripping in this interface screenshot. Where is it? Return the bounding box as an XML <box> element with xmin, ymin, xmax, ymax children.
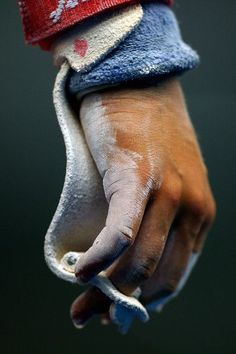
<box><xmin>75</xmin><ymin>172</ymin><xmax>150</xmax><ymax>281</ymax></box>
<box><xmin>107</xmin><ymin>187</ymin><xmax>180</xmax><ymax>294</ymax></box>
<box><xmin>71</xmin><ymin>189</ymin><xmax>179</xmax><ymax>328</ymax></box>
<box><xmin>141</xmin><ymin>181</ymin><xmax>215</xmax><ymax>311</ymax></box>
<box><xmin>141</xmin><ymin>220</ymin><xmax>201</xmax><ymax>311</ymax></box>
<box><xmin>76</xmin><ymin>92</ymin><xmax>155</xmax><ymax>281</ymax></box>
<box><xmin>71</xmin><ymin>287</ymin><xmax>111</xmax><ymax>328</ymax></box>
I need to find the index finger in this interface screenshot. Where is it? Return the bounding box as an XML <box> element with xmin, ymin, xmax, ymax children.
<box><xmin>75</xmin><ymin>170</ymin><xmax>151</xmax><ymax>282</ymax></box>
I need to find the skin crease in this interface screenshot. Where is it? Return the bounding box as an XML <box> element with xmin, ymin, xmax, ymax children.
<box><xmin>71</xmin><ymin>78</ymin><xmax>216</xmax><ymax>327</ymax></box>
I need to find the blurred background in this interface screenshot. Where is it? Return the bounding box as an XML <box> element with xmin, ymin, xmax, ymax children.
<box><xmin>1</xmin><ymin>1</ymin><xmax>235</xmax><ymax>353</ymax></box>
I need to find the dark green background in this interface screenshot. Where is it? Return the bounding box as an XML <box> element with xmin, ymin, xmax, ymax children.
<box><xmin>1</xmin><ymin>1</ymin><xmax>235</xmax><ymax>353</ymax></box>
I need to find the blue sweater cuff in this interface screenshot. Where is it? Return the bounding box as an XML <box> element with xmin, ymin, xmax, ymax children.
<box><xmin>69</xmin><ymin>2</ymin><xmax>199</xmax><ymax>95</ymax></box>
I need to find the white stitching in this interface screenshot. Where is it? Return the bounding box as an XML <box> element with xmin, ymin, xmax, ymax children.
<box><xmin>50</xmin><ymin>0</ymin><xmax>89</xmax><ymax>23</ymax></box>
<box><xmin>66</xmin><ymin>0</ymin><xmax>79</xmax><ymax>9</ymax></box>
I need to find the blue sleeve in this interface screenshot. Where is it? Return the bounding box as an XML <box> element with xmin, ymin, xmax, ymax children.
<box><xmin>69</xmin><ymin>2</ymin><xmax>199</xmax><ymax>95</ymax></box>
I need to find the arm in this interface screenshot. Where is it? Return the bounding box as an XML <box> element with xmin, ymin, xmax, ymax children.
<box><xmin>17</xmin><ymin>0</ymin><xmax>216</xmax><ymax>332</ymax></box>
<box><xmin>66</xmin><ymin>3</ymin><xmax>215</xmax><ymax>328</ymax></box>
<box><xmin>71</xmin><ymin>79</ymin><xmax>216</xmax><ymax>328</ymax></box>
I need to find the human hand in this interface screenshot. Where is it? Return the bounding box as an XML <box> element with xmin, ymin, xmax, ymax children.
<box><xmin>71</xmin><ymin>78</ymin><xmax>216</xmax><ymax>327</ymax></box>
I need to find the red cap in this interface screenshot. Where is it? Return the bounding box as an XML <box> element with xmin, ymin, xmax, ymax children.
<box><xmin>18</xmin><ymin>0</ymin><xmax>173</xmax><ymax>48</ymax></box>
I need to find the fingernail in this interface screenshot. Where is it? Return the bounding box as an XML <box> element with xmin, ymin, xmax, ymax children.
<box><xmin>72</xmin><ymin>317</ymin><xmax>87</xmax><ymax>329</ymax></box>
<box><xmin>76</xmin><ymin>269</ymin><xmax>96</xmax><ymax>284</ymax></box>
<box><xmin>75</xmin><ymin>267</ymin><xmax>90</xmax><ymax>283</ymax></box>
<box><xmin>72</xmin><ymin>312</ymin><xmax>90</xmax><ymax>329</ymax></box>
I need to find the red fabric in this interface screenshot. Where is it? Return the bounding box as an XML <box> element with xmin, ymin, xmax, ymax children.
<box><xmin>18</xmin><ymin>0</ymin><xmax>173</xmax><ymax>48</ymax></box>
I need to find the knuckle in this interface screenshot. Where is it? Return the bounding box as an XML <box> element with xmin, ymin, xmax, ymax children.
<box><xmin>205</xmin><ymin>197</ymin><xmax>217</xmax><ymax>225</ymax></box>
<box><xmin>187</xmin><ymin>190</ymin><xmax>207</xmax><ymax>218</ymax></box>
<box><xmin>130</xmin><ymin>256</ymin><xmax>158</xmax><ymax>283</ymax></box>
<box><xmin>103</xmin><ymin>167</ymin><xmax>143</xmax><ymax>201</ymax></box>
<box><xmin>162</xmin><ymin>271</ymin><xmax>183</xmax><ymax>294</ymax></box>
<box><xmin>162</xmin><ymin>280</ymin><xmax>178</xmax><ymax>295</ymax></box>
<box><xmin>160</xmin><ymin>267</ymin><xmax>186</xmax><ymax>295</ymax></box>
<box><xmin>115</xmin><ymin>225</ymin><xmax>135</xmax><ymax>248</ymax></box>
<box><xmin>161</xmin><ymin>178</ymin><xmax>182</xmax><ymax>208</ymax></box>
